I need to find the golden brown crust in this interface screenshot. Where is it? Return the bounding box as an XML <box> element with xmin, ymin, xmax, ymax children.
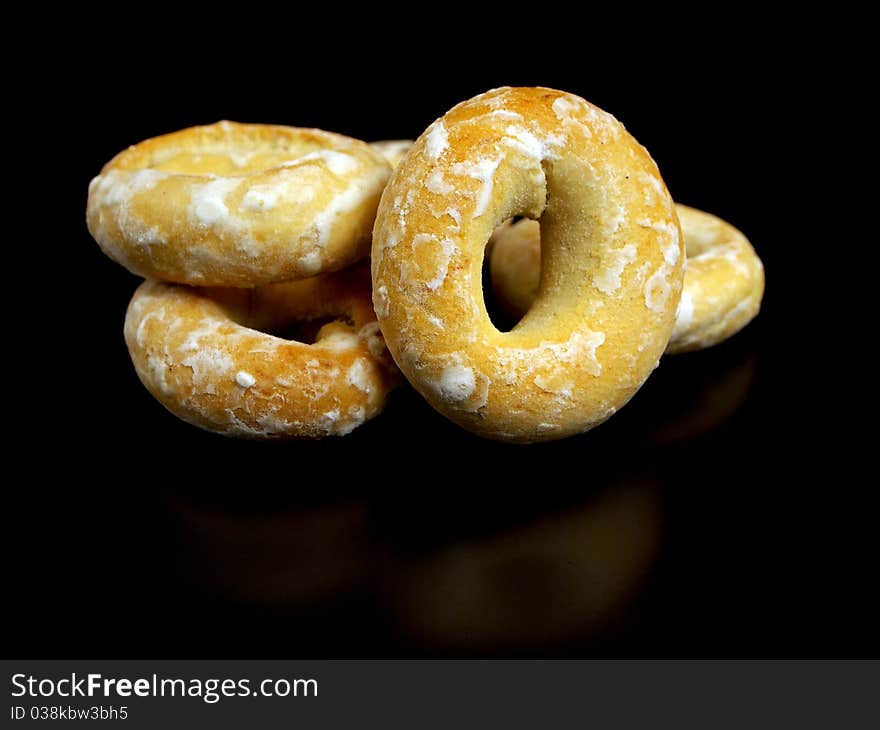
<box><xmin>88</xmin><ymin>121</ymin><xmax>391</xmax><ymax>286</ymax></box>
<box><xmin>667</xmin><ymin>205</ymin><xmax>764</xmax><ymax>353</ymax></box>
<box><xmin>372</xmin><ymin>87</ymin><xmax>684</xmax><ymax>443</ymax></box>
<box><xmin>124</xmin><ymin>266</ymin><xmax>399</xmax><ymax>438</ymax></box>
<box><xmin>489</xmin><ymin>204</ymin><xmax>764</xmax><ymax>353</ymax></box>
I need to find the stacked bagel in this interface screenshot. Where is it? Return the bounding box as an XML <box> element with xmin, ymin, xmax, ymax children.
<box><xmin>87</xmin><ymin>88</ymin><xmax>764</xmax><ymax>443</ymax></box>
<box><xmin>87</xmin><ymin>122</ymin><xmax>399</xmax><ymax>438</ymax></box>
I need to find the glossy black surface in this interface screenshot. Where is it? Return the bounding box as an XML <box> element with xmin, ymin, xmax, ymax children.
<box><xmin>10</xmin><ymin>39</ymin><xmax>867</xmax><ymax>657</ymax></box>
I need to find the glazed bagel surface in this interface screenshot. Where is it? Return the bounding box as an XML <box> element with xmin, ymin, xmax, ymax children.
<box><xmin>490</xmin><ymin>204</ymin><xmax>764</xmax><ymax>353</ymax></box>
<box><xmin>124</xmin><ymin>266</ymin><xmax>398</xmax><ymax>438</ymax></box>
<box><xmin>667</xmin><ymin>205</ymin><xmax>764</xmax><ymax>353</ymax></box>
<box><xmin>370</xmin><ymin>140</ymin><xmax>413</xmax><ymax>170</ymax></box>
<box><xmin>88</xmin><ymin>121</ymin><xmax>391</xmax><ymax>286</ymax></box>
<box><xmin>372</xmin><ymin>87</ymin><xmax>684</xmax><ymax>443</ymax></box>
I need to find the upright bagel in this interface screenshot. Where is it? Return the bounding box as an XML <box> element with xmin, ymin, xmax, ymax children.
<box><xmin>88</xmin><ymin>121</ymin><xmax>391</xmax><ymax>286</ymax></box>
<box><xmin>124</xmin><ymin>266</ymin><xmax>398</xmax><ymax>438</ymax></box>
<box><xmin>490</xmin><ymin>204</ymin><xmax>764</xmax><ymax>353</ymax></box>
<box><xmin>372</xmin><ymin>87</ymin><xmax>684</xmax><ymax>443</ymax></box>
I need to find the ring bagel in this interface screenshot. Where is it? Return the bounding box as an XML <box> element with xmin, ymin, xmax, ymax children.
<box><xmin>370</xmin><ymin>140</ymin><xmax>413</xmax><ymax>170</ymax></box>
<box><xmin>667</xmin><ymin>204</ymin><xmax>764</xmax><ymax>353</ymax></box>
<box><xmin>372</xmin><ymin>87</ymin><xmax>684</xmax><ymax>443</ymax></box>
<box><xmin>88</xmin><ymin>121</ymin><xmax>391</xmax><ymax>286</ymax></box>
<box><xmin>124</xmin><ymin>265</ymin><xmax>398</xmax><ymax>438</ymax></box>
<box><xmin>489</xmin><ymin>204</ymin><xmax>764</xmax><ymax>353</ymax></box>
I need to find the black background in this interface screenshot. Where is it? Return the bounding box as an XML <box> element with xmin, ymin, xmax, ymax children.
<box><xmin>9</xmin><ymin>26</ymin><xmax>868</xmax><ymax>658</ymax></box>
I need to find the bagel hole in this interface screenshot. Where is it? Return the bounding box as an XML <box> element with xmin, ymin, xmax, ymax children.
<box><xmin>484</xmin><ymin>217</ymin><xmax>542</xmax><ymax>332</ymax></box>
<box><xmin>264</xmin><ymin>315</ymin><xmax>355</xmax><ymax>344</ymax></box>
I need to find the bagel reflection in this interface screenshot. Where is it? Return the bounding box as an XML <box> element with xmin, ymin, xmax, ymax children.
<box><xmin>384</xmin><ymin>478</ymin><xmax>662</xmax><ymax>652</ymax></box>
<box><xmin>165</xmin><ymin>494</ymin><xmax>376</xmax><ymax>608</ymax></box>
<box><xmin>648</xmin><ymin>350</ymin><xmax>757</xmax><ymax>445</ymax></box>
